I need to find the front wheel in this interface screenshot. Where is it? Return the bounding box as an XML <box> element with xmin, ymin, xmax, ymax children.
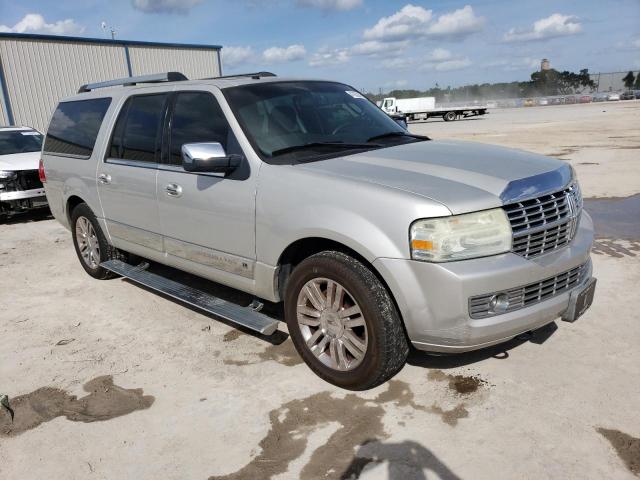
<box><xmin>285</xmin><ymin>251</ymin><xmax>409</xmax><ymax>390</ymax></box>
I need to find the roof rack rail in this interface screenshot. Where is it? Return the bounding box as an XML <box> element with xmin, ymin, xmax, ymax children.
<box><xmin>204</xmin><ymin>71</ymin><xmax>277</xmax><ymax>81</ymax></box>
<box><xmin>78</xmin><ymin>72</ymin><xmax>188</xmax><ymax>93</ymax></box>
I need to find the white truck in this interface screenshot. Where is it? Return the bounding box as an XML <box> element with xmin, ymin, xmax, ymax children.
<box><xmin>381</xmin><ymin>96</ymin><xmax>488</xmax><ymax>122</ymax></box>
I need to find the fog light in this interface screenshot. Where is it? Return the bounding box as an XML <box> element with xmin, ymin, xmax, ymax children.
<box><xmin>489</xmin><ymin>293</ymin><xmax>510</xmax><ymax>313</ymax></box>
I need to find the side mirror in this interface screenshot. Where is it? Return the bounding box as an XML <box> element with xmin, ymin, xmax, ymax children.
<box><xmin>389</xmin><ymin>114</ymin><xmax>408</xmax><ymax>130</ymax></box>
<box><xmin>181</xmin><ymin>142</ymin><xmax>242</xmax><ymax>175</ymax></box>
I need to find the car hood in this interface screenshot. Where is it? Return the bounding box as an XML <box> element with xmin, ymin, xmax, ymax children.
<box><xmin>295</xmin><ymin>140</ymin><xmax>573</xmax><ymax>214</ymax></box>
<box><xmin>0</xmin><ymin>151</ymin><xmax>41</xmax><ymax>171</ymax></box>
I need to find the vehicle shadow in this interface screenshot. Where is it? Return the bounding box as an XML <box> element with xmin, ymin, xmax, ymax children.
<box><xmin>340</xmin><ymin>439</ymin><xmax>461</xmax><ymax>480</ymax></box>
<box><xmin>1</xmin><ymin>208</ymin><xmax>52</xmax><ymax>224</ymax></box>
<box><xmin>407</xmin><ymin>321</ymin><xmax>558</xmax><ymax>370</ymax></box>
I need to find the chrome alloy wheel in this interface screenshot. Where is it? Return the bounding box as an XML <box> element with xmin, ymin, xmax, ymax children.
<box><xmin>296</xmin><ymin>277</ymin><xmax>368</xmax><ymax>371</ymax></box>
<box><xmin>75</xmin><ymin>216</ymin><xmax>100</xmax><ymax>269</ymax></box>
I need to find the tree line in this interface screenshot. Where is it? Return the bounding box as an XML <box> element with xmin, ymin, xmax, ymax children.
<box><xmin>366</xmin><ymin>68</ymin><xmax>638</xmax><ymax>103</ymax></box>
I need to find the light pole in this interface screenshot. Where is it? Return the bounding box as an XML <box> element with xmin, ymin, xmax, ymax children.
<box><xmin>101</xmin><ymin>22</ymin><xmax>116</xmax><ymax>40</ymax></box>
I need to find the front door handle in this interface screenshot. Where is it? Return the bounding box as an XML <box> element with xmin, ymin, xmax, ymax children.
<box><xmin>98</xmin><ymin>173</ymin><xmax>111</xmax><ymax>184</ymax></box>
<box><xmin>165</xmin><ymin>183</ymin><xmax>183</xmax><ymax>197</ymax></box>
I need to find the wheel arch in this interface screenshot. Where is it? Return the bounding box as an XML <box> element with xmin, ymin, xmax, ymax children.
<box><xmin>66</xmin><ymin>195</ymin><xmax>87</xmax><ymax>224</ymax></box>
<box><xmin>275</xmin><ymin>236</ymin><xmax>408</xmax><ymax>336</ymax></box>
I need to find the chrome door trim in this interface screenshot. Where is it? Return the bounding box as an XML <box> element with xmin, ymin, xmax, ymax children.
<box><xmin>164</xmin><ymin>236</ymin><xmax>255</xmax><ymax>278</ymax></box>
<box><xmin>156</xmin><ymin>163</ymin><xmax>226</xmax><ymax>178</ymax></box>
<box><xmin>105</xmin><ymin>158</ymin><xmax>159</xmax><ymax>170</ymax></box>
<box><xmin>107</xmin><ymin>219</ymin><xmax>164</xmax><ymax>251</ymax></box>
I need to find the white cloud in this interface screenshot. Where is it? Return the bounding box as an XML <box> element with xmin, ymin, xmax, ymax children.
<box><xmin>503</xmin><ymin>13</ymin><xmax>581</xmax><ymax>42</ymax></box>
<box><xmin>262</xmin><ymin>44</ymin><xmax>306</xmax><ymax>63</ymax></box>
<box><xmin>428</xmin><ymin>48</ymin><xmax>452</xmax><ymax>61</ymax></box>
<box><xmin>429</xmin><ymin>58</ymin><xmax>472</xmax><ymax>71</ymax></box>
<box><xmin>296</xmin><ymin>0</ymin><xmax>362</xmax><ymax>11</ymax></box>
<box><xmin>222</xmin><ymin>46</ymin><xmax>255</xmax><ymax>67</ymax></box>
<box><xmin>132</xmin><ymin>0</ymin><xmax>202</xmax><ymax>13</ymax></box>
<box><xmin>426</xmin><ymin>5</ymin><xmax>485</xmax><ymax>38</ymax></box>
<box><xmin>308</xmin><ymin>47</ymin><xmax>350</xmax><ymax>66</ymax></box>
<box><xmin>420</xmin><ymin>49</ymin><xmax>471</xmax><ymax>71</ymax></box>
<box><xmin>309</xmin><ymin>40</ymin><xmax>409</xmax><ymax>67</ymax></box>
<box><xmin>0</xmin><ymin>13</ymin><xmax>84</xmax><ymax>35</ymax></box>
<box><xmin>350</xmin><ymin>40</ymin><xmax>409</xmax><ymax>56</ymax></box>
<box><xmin>378</xmin><ymin>48</ymin><xmax>470</xmax><ymax>72</ymax></box>
<box><xmin>380</xmin><ymin>57</ymin><xmax>416</xmax><ymax>69</ymax></box>
<box><xmin>364</xmin><ymin>4</ymin><xmax>432</xmax><ymax>41</ymax></box>
<box><xmin>486</xmin><ymin>57</ymin><xmax>540</xmax><ymax>71</ymax></box>
<box><xmin>363</xmin><ymin>4</ymin><xmax>484</xmax><ymax>42</ymax></box>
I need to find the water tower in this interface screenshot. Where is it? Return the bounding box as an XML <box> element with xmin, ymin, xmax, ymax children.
<box><xmin>541</xmin><ymin>58</ymin><xmax>551</xmax><ymax>71</ymax></box>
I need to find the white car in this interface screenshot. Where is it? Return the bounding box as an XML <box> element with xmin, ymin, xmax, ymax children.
<box><xmin>606</xmin><ymin>92</ymin><xmax>621</xmax><ymax>101</ymax></box>
<box><xmin>0</xmin><ymin>126</ymin><xmax>48</xmax><ymax>218</ymax></box>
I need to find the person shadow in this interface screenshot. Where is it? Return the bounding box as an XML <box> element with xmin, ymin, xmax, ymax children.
<box><xmin>341</xmin><ymin>439</ymin><xmax>461</xmax><ymax>480</ymax></box>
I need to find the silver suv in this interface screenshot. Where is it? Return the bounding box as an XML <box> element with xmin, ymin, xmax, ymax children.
<box><xmin>42</xmin><ymin>72</ymin><xmax>596</xmax><ymax>390</ymax></box>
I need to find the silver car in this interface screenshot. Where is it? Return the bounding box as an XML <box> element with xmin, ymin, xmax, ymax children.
<box><xmin>41</xmin><ymin>73</ymin><xmax>596</xmax><ymax>390</ymax></box>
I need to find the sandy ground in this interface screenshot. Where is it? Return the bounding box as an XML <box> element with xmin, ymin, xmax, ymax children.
<box><xmin>1</xmin><ymin>101</ymin><xmax>639</xmax><ymax>480</ymax></box>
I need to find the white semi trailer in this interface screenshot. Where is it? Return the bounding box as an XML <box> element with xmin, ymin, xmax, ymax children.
<box><xmin>381</xmin><ymin>96</ymin><xmax>488</xmax><ymax>122</ymax></box>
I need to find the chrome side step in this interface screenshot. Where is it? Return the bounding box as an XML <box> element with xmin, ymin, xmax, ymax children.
<box><xmin>101</xmin><ymin>259</ymin><xmax>279</xmax><ymax>335</ymax></box>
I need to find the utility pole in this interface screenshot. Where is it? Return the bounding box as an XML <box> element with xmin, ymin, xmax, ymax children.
<box><xmin>101</xmin><ymin>22</ymin><xmax>116</xmax><ymax>40</ymax></box>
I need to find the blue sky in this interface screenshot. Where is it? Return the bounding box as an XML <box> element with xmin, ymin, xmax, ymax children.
<box><xmin>1</xmin><ymin>0</ymin><xmax>639</xmax><ymax>92</ymax></box>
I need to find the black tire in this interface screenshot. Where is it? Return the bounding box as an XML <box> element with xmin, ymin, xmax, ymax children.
<box><xmin>443</xmin><ymin>111</ymin><xmax>457</xmax><ymax>122</ymax></box>
<box><xmin>70</xmin><ymin>203</ymin><xmax>126</xmax><ymax>279</ymax></box>
<box><xmin>284</xmin><ymin>251</ymin><xmax>409</xmax><ymax>390</ymax></box>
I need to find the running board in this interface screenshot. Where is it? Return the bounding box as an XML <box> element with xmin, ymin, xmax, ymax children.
<box><xmin>101</xmin><ymin>259</ymin><xmax>279</xmax><ymax>335</ymax></box>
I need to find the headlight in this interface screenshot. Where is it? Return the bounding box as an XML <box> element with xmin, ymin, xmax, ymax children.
<box><xmin>410</xmin><ymin>208</ymin><xmax>512</xmax><ymax>262</ymax></box>
<box><xmin>0</xmin><ymin>170</ymin><xmax>17</xmax><ymax>180</ymax></box>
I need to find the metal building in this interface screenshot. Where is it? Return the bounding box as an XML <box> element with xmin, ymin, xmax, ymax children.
<box><xmin>0</xmin><ymin>32</ymin><xmax>222</xmax><ymax>132</ymax></box>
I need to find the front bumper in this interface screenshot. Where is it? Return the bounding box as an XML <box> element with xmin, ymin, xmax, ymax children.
<box><xmin>374</xmin><ymin>211</ymin><xmax>594</xmax><ymax>352</ymax></box>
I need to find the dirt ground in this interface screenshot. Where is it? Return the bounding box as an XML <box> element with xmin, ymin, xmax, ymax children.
<box><xmin>1</xmin><ymin>101</ymin><xmax>639</xmax><ymax>479</ymax></box>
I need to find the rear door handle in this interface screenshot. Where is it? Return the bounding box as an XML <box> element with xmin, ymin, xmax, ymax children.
<box><xmin>98</xmin><ymin>173</ymin><xmax>111</xmax><ymax>184</ymax></box>
<box><xmin>165</xmin><ymin>183</ymin><xmax>183</xmax><ymax>197</ymax></box>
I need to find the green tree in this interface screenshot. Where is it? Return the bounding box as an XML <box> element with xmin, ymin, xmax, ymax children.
<box><xmin>634</xmin><ymin>73</ymin><xmax>640</xmax><ymax>89</ymax></box>
<box><xmin>623</xmin><ymin>71</ymin><xmax>636</xmax><ymax>90</ymax></box>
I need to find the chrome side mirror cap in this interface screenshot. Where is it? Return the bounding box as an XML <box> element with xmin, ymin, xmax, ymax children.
<box><xmin>181</xmin><ymin>142</ymin><xmax>242</xmax><ymax>175</ymax></box>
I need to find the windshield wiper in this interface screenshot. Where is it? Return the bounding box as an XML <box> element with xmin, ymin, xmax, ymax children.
<box><xmin>270</xmin><ymin>142</ymin><xmax>382</xmax><ymax>157</ymax></box>
<box><xmin>366</xmin><ymin>131</ymin><xmax>430</xmax><ymax>143</ymax></box>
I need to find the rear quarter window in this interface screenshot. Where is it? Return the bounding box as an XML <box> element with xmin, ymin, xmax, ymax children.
<box><xmin>44</xmin><ymin>98</ymin><xmax>112</xmax><ymax>159</ymax></box>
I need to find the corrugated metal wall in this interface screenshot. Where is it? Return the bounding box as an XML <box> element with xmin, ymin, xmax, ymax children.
<box><xmin>0</xmin><ymin>36</ymin><xmax>221</xmax><ymax>132</ymax></box>
<box><xmin>0</xmin><ymin>38</ymin><xmax>128</xmax><ymax>132</ymax></box>
<box><xmin>0</xmin><ymin>97</ymin><xmax>6</xmax><ymax>126</ymax></box>
<box><xmin>128</xmin><ymin>46</ymin><xmax>220</xmax><ymax>80</ymax></box>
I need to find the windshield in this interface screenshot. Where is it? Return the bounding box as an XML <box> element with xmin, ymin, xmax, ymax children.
<box><xmin>224</xmin><ymin>81</ymin><xmax>411</xmax><ymax>163</ymax></box>
<box><xmin>0</xmin><ymin>130</ymin><xmax>43</xmax><ymax>156</ymax></box>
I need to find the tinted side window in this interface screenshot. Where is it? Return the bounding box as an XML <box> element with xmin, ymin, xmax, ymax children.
<box><xmin>44</xmin><ymin>98</ymin><xmax>111</xmax><ymax>158</ymax></box>
<box><xmin>110</xmin><ymin>94</ymin><xmax>167</xmax><ymax>163</ymax></box>
<box><xmin>168</xmin><ymin>92</ymin><xmax>239</xmax><ymax>165</ymax></box>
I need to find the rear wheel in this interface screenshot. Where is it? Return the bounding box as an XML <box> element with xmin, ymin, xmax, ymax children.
<box><xmin>443</xmin><ymin>111</ymin><xmax>457</xmax><ymax>122</ymax></box>
<box><xmin>71</xmin><ymin>203</ymin><xmax>126</xmax><ymax>279</ymax></box>
<box><xmin>285</xmin><ymin>251</ymin><xmax>409</xmax><ymax>390</ymax></box>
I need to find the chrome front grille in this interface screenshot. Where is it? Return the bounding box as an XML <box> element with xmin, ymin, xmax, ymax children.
<box><xmin>469</xmin><ymin>262</ymin><xmax>587</xmax><ymax>319</ymax></box>
<box><xmin>504</xmin><ymin>184</ymin><xmax>582</xmax><ymax>259</ymax></box>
